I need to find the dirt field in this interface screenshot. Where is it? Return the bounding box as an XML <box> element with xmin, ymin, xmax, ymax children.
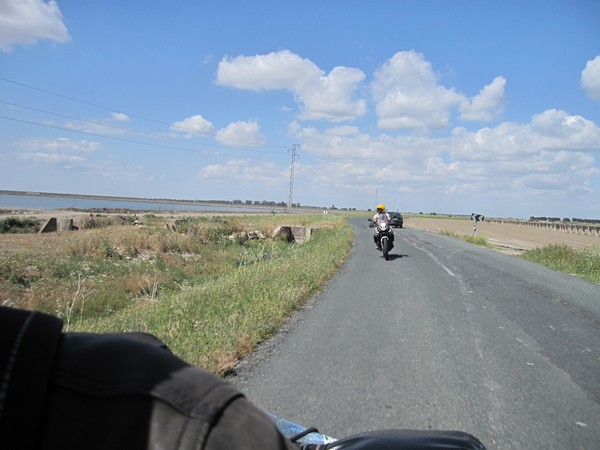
<box><xmin>404</xmin><ymin>217</ymin><xmax>600</xmax><ymax>255</ymax></box>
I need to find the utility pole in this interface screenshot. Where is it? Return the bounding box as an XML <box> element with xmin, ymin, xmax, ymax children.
<box><xmin>288</xmin><ymin>144</ymin><xmax>300</xmax><ymax>213</ymax></box>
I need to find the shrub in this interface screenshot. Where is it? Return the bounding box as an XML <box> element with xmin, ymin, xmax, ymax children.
<box><xmin>0</xmin><ymin>217</ymin><xmax>42</xmax><ymax>233</ymax></box>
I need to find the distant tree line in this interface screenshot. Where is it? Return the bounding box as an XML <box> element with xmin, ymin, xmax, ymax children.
<box><xmin>529</xmin><ymin>217</ymin><xmax>600</xmax><ymax>224</ymax></box>
<box><xmin>213</xmin><ymin>199</ymin><xmax>356</xmax><ymax>210</ymax></box>
<box><xmin>231</xmin><ymin>199</ymin><xmax>294</xmax><ymax>207</ymax></box>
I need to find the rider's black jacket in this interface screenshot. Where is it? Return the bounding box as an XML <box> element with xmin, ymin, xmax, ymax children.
<box><xmin>0</xmin><ymin>306</ymin><xmax>297</xmax><ymax>450</ymax></box>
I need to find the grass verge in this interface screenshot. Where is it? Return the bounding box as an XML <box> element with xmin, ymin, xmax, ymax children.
<box><xmin>1</xmin><ymin>213</ymin><xmax>355</xmax><ymax>375</ymax></box>
<box><xmin>520</xmin><ymin>244</ymin><xmax>600</xmax><ymax>285</ymax></box>
<box><xmin>440</xmin><ymin>231</ymin><xmax>492</xmax><ymax>248</ymax></box>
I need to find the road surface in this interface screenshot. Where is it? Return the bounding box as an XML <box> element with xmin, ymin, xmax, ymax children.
<box><xmin>229</xmin><ymin>218</ymin><xmax>600</xmax><ymax>449</ymax></box>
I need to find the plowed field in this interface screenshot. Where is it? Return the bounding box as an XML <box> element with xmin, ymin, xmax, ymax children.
<box><xmin>404</xmin><ymin>217</ymin><xmax>600</xmax><ymax>255</ymax></box>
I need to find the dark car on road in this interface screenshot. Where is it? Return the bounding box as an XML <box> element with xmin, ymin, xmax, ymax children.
<box><xmin>389</xmin><ymin>212</ymin><xmax>403</xmax><ymax>228</ymax></box>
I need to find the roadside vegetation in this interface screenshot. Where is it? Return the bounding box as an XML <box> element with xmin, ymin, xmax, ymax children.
<box><xmin>0</xmin><ymin>212</ymin><xmax>356</xmax><ymax>375</ymax></box>
<box><xmin>520</xmin><ymin>244</ymin><xmax>600</xmax><ymax>285</ymax></box>
<box><xmin>0</xmin><ymin>216</ymin><xmax>42</xmax><ymax>233</ymax></box>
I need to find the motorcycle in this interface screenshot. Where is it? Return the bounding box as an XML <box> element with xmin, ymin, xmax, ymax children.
<box><xmin>368</xmin><ymin>215</ymin><xmax>394</xmax><ymax>260</ymax></box>
<box><xmin>271</xmin><ymin>414</ymin><xmax>486</xmax><ymax>449</ymax></box>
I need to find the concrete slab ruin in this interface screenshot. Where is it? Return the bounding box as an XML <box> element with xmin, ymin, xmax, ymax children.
<box><xmin>272</xmin><ymin>226</ymin><xmax>318</xmax><ymax>243</ymax></box>
<box><xmin>38</xmin><ymin>218</ymin><xmax>78</xmax><ymax>233</ymax></box>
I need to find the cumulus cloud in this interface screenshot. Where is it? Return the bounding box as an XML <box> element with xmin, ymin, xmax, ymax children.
<box><xmin>291</xmin><ymin>121</ymin><xmax>443</xmax><ymax>163</ymax></box>
<box><xmin>530</xmin><ymin>109</ymin><xmax>600</xmax><ymax>149</ymax></box>
<box><xmin>0</xmin><ymin>0</ymin><xmax>70</xmax><ymax>52</ymax></box>
<box><xmin>452</xmin><ymin>109</ymin><xmax>600</xmax><ymax>161</ymax></box>
<box><xmin>299</xmin><ymin>66</ymin><xmax>367</xmax><ymax>121</ymax></box>
<box><xmin>372</xmin><ymin>51</ymin><xmax>464</xmax><ymax>130</ymax></box>
<box><xmin>216</xmin><ymin>120</ymin><xmax>266</xmax><ymax>147</ymax></box>
<box><xmin>372</xmin><ymin>51</ymin><xmax>505</xmax><ymax>130</ymax></box>
<box><xmin>581</xmin><ymin>55</ymin><xmax>600</xmax><ymax>100</ymax></box>
<box><xmin>217</xmin><ymin>50</ymin><xmax>321</xmax><ymax>91</ymax></box>
<box><xmin>288</xmin><ymin>106</ymin><xmax>599</xmax><ymax>214</ymax></box>
<box><xmin>460</xmin><ymin>76</ymin><xmax>506</xmax><ymax>121</ymax></box>
<box><xmin>170</xmin><ymin>114</ymin><xmax>215</xmax><ymax>137</ymax></box>
<box><xmin>216</xmin><ymin>50</ymin><xmax>366</xmax><ymax>122</ymax></box>
<box><xmin>217</xmin><ymin>49</ymin><xmax>507</xmax><ymax>130</ymax></box>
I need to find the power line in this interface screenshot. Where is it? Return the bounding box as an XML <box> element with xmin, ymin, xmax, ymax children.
<box><xmin>0</xmin><ymin>76</ymin><xmax>286</xmax><ymax>152</ymax></box>
<box><xmin>0</xmin><ymin>99</ymin><xmax>178</xmax><ymax>141</ymax></box>
<box><xmin>0</xmin><ymin>76</ymin><xmax>169</xmax><ymax>127</ymax></box>
<box><xmin>0</xmin><ymin>99</ymin><xmax>285</xmax><ymax>155</ymax></box>
<box><xmin>0</xmin><ymin>115</ymin><xmax>286</xmax><ymax>161</ymax></box>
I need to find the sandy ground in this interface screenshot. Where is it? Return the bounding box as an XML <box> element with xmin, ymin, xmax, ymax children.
<box><xmin>404</xmin><ymin>217</ymin><xmax>600</xmax><ymax>254</ymax></box>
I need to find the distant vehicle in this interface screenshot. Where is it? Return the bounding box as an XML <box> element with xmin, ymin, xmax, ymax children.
<box><xmin>389</xmin><ymin>212</ymin><xmax>403</xmax><ymax>228</ymax></box>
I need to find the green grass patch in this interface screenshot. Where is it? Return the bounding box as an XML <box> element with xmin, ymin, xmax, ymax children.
<box><xmin>1</xmin><ymin>213</ymin><xmax>355</xmax><ymax>375</ymax></box>
<box><xmin>0</xmin><ymin>216</ymin><xmax>42</xmax><ymax>233</ymax></box>
<box><xmin>440</xmin><ymin>231</ymin><xmax>492</xmax><ymax>248</ymax></box>
<box><xmin>520</xmin><ymin>244</ymin><xmax>600</xmax><ymax>284</ymax></box>
<box><xmin>72</xmin><ymin>221</ymin><xmax>353</xmax><ymax>375</ymax></box>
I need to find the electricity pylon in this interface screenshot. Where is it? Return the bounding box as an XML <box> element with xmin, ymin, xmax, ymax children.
<box><xmin>288</xmin><ymin>144</ymin><xmax>300</xmax><ymax>213</ymax></box>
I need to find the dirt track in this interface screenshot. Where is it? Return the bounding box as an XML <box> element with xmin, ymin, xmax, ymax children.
<box><xmin>404</xmin><ymin>217</ymin><xmax>600</xmax><ymax>255</ymax></box>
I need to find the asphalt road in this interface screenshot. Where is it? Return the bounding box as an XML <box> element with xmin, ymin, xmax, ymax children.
<box><xmin>229</xmin><ymin>217</ymin><xmax>600</xmax><ymax>449</ymax></box>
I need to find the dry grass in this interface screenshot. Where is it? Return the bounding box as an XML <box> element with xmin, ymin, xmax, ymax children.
<box><xmin>1</xmin><ymin>212</ymin><xmax>356</xmax><ymax>375</ymax></box>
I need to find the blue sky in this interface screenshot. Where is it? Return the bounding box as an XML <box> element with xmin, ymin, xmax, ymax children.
<box><xmin>1</xmin><ymin>0</ymin><xmax>599</xmax><ymax>218</ymax></box>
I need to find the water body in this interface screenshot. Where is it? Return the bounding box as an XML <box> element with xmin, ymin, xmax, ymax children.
<box><xmin>0</xmin><ymin>193</ymin><xmax>280</xmax><ymax>214</ymax></box>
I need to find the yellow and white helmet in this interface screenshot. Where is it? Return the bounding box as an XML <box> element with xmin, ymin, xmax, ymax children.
<box><xmin>376</xmin><ymin>204</ymin><xmax>386</xmax><ymax>212</ymax></box>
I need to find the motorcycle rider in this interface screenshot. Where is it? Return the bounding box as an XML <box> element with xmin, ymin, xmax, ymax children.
<box><xmin>371</xmin><ymin>204</ymin><xmax>393</xmax><ymax>250</ymax></box>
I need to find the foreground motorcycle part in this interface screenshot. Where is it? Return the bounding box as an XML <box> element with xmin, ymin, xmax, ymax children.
<box><xmin>312</xmin><ymin>429</ymin><xmax>486</xmax><ymax>449</ymax></box>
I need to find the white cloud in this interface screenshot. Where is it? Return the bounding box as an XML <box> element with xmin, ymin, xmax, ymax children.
<box><xmin>18</xmin><ymin>152</ymin><xmax>85</xmax><ymax>164</ymax></box>
<box><xmin>299</xmin><ymin>66</ymin><xmax>367</xmax><ymax>122</ymax></box>
<box><xmin>291</xmin><ymin>121</ymin><xmax>443</xmax><ymax>163</ymax></box>
<box><xmin>452</xmin><ymin>109</ymin><xmax>600</xmax><ymax>161</ymax></box>
<box><xmin>216</xmin><ymin>120</ymin><xmax>266</xmax><ymax>147</ymax></box>
<box><xmin>581</xmin><ymin>55</ymin><xmax>600</xmax><ymax>100</ymax></box>
<box><xmin>288</xmin><ymin>107</ymin><xmax>599</xmax><ymax>214</ymax></box>
<box><xmin>0</xmin><ymin>0</ymin><xmax>70</xmax><ymax>52</ymax></box>
<box><xmin>170</xmin><ymin>114</ymin><xmax>215</xmax><ymax>137</ymax></box>
<box><xmin>324</xmin><ymin>126</ymin><xmax>360</xmax><ymax>136</ymax></box>
<box><xmin>216</xmin><ymin>50</ymin><xmax>366</xmax><ymax>122</ymax></box>
<box><xmin>64</xmin><ymin>113</ymin><xmax>137</xmax><ymax>136</ymax></box>
<box><xmin>111</xmin><ymin>112</ymin><xmax>130</xmax><ymax>122</ymax></box>
<box><xmin>199</xmin><ymin>159</ymin><xmax>284</xmax><ymax>187</ymax></box>
<box><xmin>529</xmin><ymin>109</ymin><xmax>600</xmax><ymax>150</ymax></box>
<box><xmin>217</xmin><ymin>50</ymin><xmax>321</xmax><ymax>91</ymax></box>
<box><xmin>14</xmin><ymin>143</ymin><xmax>149</xmax><ymax>180</ymax></box>
<box><xmin>217</xmin><ymin>49</ymin><xmax>508</xmax><ymax>130</ymax></box>
<box><xmin>460</xmin><ymin>76</ymin><xmax>506</xmax><ymax>121</ymax></box>
<box><xmin>372</xmin><ymin>51</ymin><xmax>464</xmax><ymax>130</ymax></box>
<box><xmin>372</xmin><ymin>51</ymin><xmax>506</xmax><ymax>131</ymax></box>
<box><xmin>18</xmin><ymin>137</ymin><xmax>101</xmax><ymax>153</ymax></box>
